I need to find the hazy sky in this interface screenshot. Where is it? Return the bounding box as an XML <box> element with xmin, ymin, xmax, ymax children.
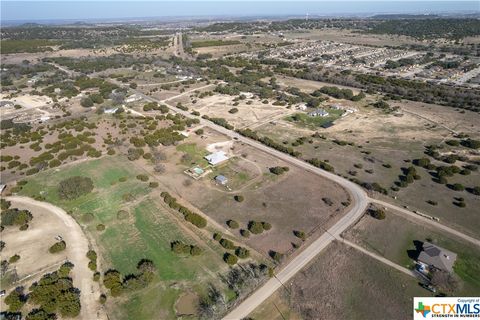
<box><xmin>2</xmin><ymin>1</ymin><xmax>479</xmax><ymax>22</ymax></box>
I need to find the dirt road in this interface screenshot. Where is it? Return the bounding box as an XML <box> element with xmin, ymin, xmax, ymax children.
<box><xmin>6</xmin><ymin>196</ymin><xmax>106</xmax><ymax>320</ymax></box>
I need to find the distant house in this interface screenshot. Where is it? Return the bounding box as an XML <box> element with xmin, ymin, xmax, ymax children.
<box><xmin>205</xmin><ymin>151</ymin><xmax>229</xmax><ymax>166</ymax></box>
<box><xmin>417</xmin><ymin>242</ymin><xmax>457</xmax><ymax>273</ymax></box>
<box><xmin>308</xmin><ymin>109</ymin><xmax>329</xmax><ymax>117</ymax></box>
<box><xmin>0</xmin><ymin>101</ymin><xmax>14</xmax><ymax>108</ymax></box>
<box><xmin>104</xmin><ymin>108</ymin><xmax>119</xmax><ymax>114</ymax></box>
<box><xmin>296</xmin><ymin>103</ymin><xmax>307</xmax><ymax>111</ymax></box>
<box><xmin>215</xmin><ymin>175</ymin><xmax>228</xmax><ymax>185</ymax></box>
<box><xmin>125</xmin><ymin>94</ymin><xmax>143</xmax><ymax>103</ymax></box>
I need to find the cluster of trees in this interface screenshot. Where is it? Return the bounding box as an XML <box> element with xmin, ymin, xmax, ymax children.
<box><xmin>58</xmin><ymin>176</ymin><xmax>94</xmax><ymax>200</ymax></box>
<box><xmin>213</xmin><ymin>233</ymin><xmax>250</xmax><ymax>264</ymax></box>
<box><xmin>86</xmin><ymin>250</ymin><xmax>98</xmax><ymax>271</ymax></box>
<box><xmin>1</xmin><ymin>202</ymin><xmax>33</xmax><ymax>230</ymax></box>
<box><xmin>269</xmin><ymin>166</ymin><xmax>289</xmax><ymax>175</ymax></box>
<box><xmin>237</xmin><ymin>128</ymin><xmax>301</xmax><ymax>157</ymax></box>
<box><xmin>170</xmin><ymin>240</ymin><xmax>202</xmax><ymax>256</ymax></box>
<box><xmin>143</xmin><ymin>102</ymin><xmax>169</xmax><ymax>113</ymax></box>
<box><xmin>367</xmin><ymin>18</ymin><xmax>480</xmax><ymax>40</ymax></box>
<box><xmin>103</xmin><ymin>259</ymin><xmax>156</xmax><ymax>297</ymax></box>
<box><xmin>5</xmin><ymin>262</ymin><xmax>81</xmax><ymax>318</ymax></box>
<box><xmin>368</xmin><ymin>207</ymin><xmax>386</xmax><ymax>220</ymax></box>
<box><xmin>396</xmin><ymin>166</ymin><xmax>421</xmax><ymax>188</ymax></box>
<box><xmin>306</xmin><ymin>158</ymin><xmax>335</xmax><ymax>172</ymax></box>
<box><xmin>160</xmin><ymin>192</ymin><xmax>207</xmax><ymax>228</ymax></box>
<box><xmin>315</xmin><ymin>86</ymin><xmax>365</xmax><ymax>101</ymax></box>
<box><xmin>203</xmin><ymin>116</ymin><xmax>234</xmax><ymax>130</ymax></box>
<box><xmin>191</xmin><ymin>40</ymin><xmax>241</xmax><ymax>48</ymax></box>
<box><xmin>292</xmin><ymin>67</ymin><xmax>479</xmax><ymax>111</ymax></box>
<box><xmin>248</xmin><ymin>221</ymin><xmax>271</xmax><ymax>235</ymax></box>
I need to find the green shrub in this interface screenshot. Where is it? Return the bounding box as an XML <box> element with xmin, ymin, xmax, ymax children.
<box><xmin>227</xmin><ymin>219</ymin><xmax>239</xmax><ymax>229</ymax></box>
<box><xmin>9</xmin><ymin>254</ymin><xmax>20</xmax><ymax>263</ymax></box>
<box><xmin>234</xmin><ymin>195</ymin><xmax>244</xmax><ymax>202</ymax></box>
<box><xmin>49</xmin><ymin>240</ymin><xmax>66</xmax><ymax>253</ymax></box>
<box><xmin>58</xmin><ymin>176</ymin><xmax>94</xmax><ymax>200</ymax></box>
<box><xmin>223</xmin><ymin>252</ymin><xmax>238</xmax><ymax>265</ymax></box>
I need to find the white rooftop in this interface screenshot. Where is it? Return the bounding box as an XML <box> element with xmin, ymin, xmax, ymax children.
<box><xmin>205</xmin><ymin>151</ymin><xmax>229</xmax><ymax>165</ymax></box>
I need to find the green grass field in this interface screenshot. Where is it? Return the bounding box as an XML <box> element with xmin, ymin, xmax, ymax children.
<box><xmin>176</xmin><ymin>143</ymin><xmax>209</xmax><ymax>167</ymax></box>
<box><xmin>19</xmin><ymin>156</ymin><xmax>225</xmax><ymax>319</ymax></box>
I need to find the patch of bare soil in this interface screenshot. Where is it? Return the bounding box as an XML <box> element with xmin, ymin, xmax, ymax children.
<box><xmin>175</xmin><ymin>291</ymin><xmax>199</xmax><ymax>317</ymax></box>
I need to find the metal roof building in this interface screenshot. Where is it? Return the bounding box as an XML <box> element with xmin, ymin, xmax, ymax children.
<box><xmin>205</xmin><ymin>151</ymin><xmax>229</xmax><ymax>166</ymax></box>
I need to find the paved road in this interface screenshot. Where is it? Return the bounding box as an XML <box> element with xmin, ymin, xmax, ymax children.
<box><xmin>372</xmin><ymin>199</ymin><xmax>480</xmax><ymax>248</ymax></box>
<box><xmin>7</xmin><ymin>196</ymin><xmax>106</xmax><ymax>320</ymax></box>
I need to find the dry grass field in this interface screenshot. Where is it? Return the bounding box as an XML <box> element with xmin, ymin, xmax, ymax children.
<box><xmin>344</xmin><ymin>211</ymin><xmax>480</xmax><ymax>295</ymax></box>
<box><xmin>251</xmin><ymin>241</ymin><xmax>429</xmax><ymax>320</ymax></box>
<box><xmin>146</xmin><ymin>128</ymin><xmax>350</xmax><ymax>257</ymax></box>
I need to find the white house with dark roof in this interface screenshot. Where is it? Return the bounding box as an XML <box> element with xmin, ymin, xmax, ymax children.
<box><xmin>417</xmin><ymin>242</ymin><xmax>457</xmax><ymax>273</ymax></box>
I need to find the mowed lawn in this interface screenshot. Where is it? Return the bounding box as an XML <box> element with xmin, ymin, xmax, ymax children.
<box><xmin>344</xmin><ymin>212</ymin><xmax>480</xmax><ymax>295</ymax></box>
<box><xmin>19</xmin><ymin>156</ymin><xmax>225</xmax><ymax>319</ymax></box>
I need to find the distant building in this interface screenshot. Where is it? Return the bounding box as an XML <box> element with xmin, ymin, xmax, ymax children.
<box><xmin>417</xmin><ymin>242</ymin><xmax>457</xmax><ymax>273</ymax></box>
<box><xmin>125</xmin><ymin>94</ymin><xmax>143</xmax><ymax>103</ymax></box>
<box><xmin>308</xmin><ymin>109</ymin><xmax>329</xmax><ymax>117</ymax></box>
<box><xmin>215</xmin><ymin>175</ymin><xmax>228</xmax><ymax>185</ymax></box>
<box><xmin>104</xmin><ymin>108</ymin><xmax>119</xmax><ymax>114</ymax></box>
<box><xmin>0</xmin><ymin>101</ymin><xmax>14</xmax><ymax>108</ymax></box>
<box><xmin>296</xmin><ymin>103</ymin><xmax>307</xmax><ymax>111</ymax></box>
<box><xmin>205</xmin><ymin>151</ymin><xmax>229</xmax><ymax>166</ymax></box>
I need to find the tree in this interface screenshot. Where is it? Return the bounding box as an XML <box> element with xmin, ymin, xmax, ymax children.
<box><xmin>293</xmin><ymin>230</ymin><xmax>306</xmax><ymax>241</ymax></box>
<box><xmin>369</xmin><ymin>208</ymin><xmax>386</xmax><ymax>220</ymax></box>
<box><xmin>49</xmin><ymin>241</ymin><xmax>66</xmax><ymax>253</ymax></box>
<box><xmin>5</xmin><ymin>287</ymin><xmax>27</xmax><ymax>312</ymax></box>
<box><xmin>240</xmin><ymin>229</ymin><xmax>250</xmax><ymax>238</ymax></box>
<box><xmin>234</xmin><ymin>195</ymin><xmax>244</xmax><ymax>202</ymax></box>
<box><xmin>9</xmin><ymin>254</ymin><xmax>20</xmax><ymax>263</ymax></box>
<box><xmin>270</xmin><ymin>251</ymin><xmax>283</xmax><ymax>262</ymax></box>
<box><xmin>235</xmin><ymin>247</ymin><xmax>250</xmax><ymax>259</ymax></box>
<box><xmin>223</xmin><ymin>253</ymin><xmax>238</xmax><ymax>265</ymax></box>
<box><xmin>248</xmin><ymin>221</ymin><xmax>264</xmax><ymax>234</ymax></box>
<box><xmin>80</xmin><ymin>97</ymin><xmax>94</xmax><ymax>108</ymax></box>
<box><xmin>58</xmin><ymin>176</ymin><xmax>94</xmax><ymax>200</ymax></box>
<box><xmin>227</xmin><ymin>220</ymin><xmax>239</xmax><ymax>229</ymax></box>
<box><xmin>220</xmin><ymin>238</ymin><xmax>235</xmax><ymax>250</ymax></box>
<box><xmin>450</xmin><ymin>183</ymin><xmax>465</xmax><ymax>191</ymax></box>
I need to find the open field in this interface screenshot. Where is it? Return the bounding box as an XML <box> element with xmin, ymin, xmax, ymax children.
<box><xmin>17</xmin><ymin>156</ymin><xmax>228</xmax><ymax>319</ymax></box>
<box><xmin>344</xmin><ymin>211</ymin><xmax>480</xmax><ymax>295</ymax></box>
<box><xmin>251</xmin><ymin>241</ymin><xmax>430</xmax><ymax>320</ymax></box>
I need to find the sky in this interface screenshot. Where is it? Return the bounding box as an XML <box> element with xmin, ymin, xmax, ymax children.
<box><xmin>1</xmin><ymin>1</ymin><xmax>479</xmax><ymax>22</ymax></box>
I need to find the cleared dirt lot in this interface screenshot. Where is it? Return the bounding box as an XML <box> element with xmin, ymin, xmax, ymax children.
<box><xmin>1</xmin><ymin>197</ymin><xmax>105</xmax><ymax>320</ymax></box>
<box><xmin>1</xmin><ymin>200</ymin><xmax>72</xmax><ymax>286</ymax></box>
<box><xmin>251</xmin><ymin>241</ymin><xmax>430</xmax><ymax>320</ymax></box>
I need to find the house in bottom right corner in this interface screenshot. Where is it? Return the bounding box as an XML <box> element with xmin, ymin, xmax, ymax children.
<box><xmin>417</xmin><ymin>242</ymin><xmax>457</xmax><ymax>273</ymax></box>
